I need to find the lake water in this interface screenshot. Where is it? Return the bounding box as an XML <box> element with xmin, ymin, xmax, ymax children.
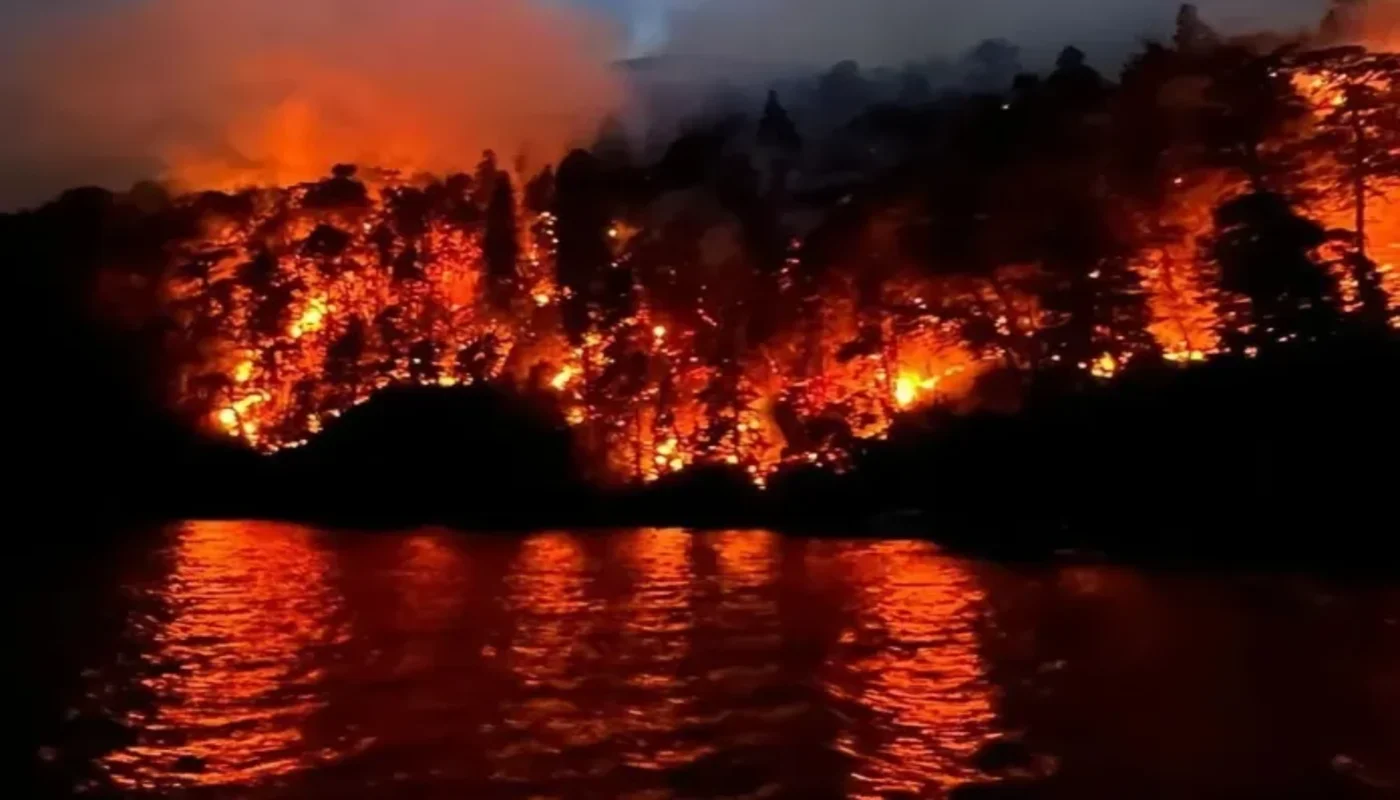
<box><xmin>32</xmin><ymin>521</ymin><xmax>1400</xmax><ymax>798</ymax></box>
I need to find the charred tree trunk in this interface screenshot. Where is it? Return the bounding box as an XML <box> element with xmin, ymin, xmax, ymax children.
<box><xmin>1349</xmin><ymin>113</ymin><xmax>1388</xmax><ymax>326</ymax></box>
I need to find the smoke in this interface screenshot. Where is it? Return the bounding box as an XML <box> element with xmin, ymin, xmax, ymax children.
<box><xmin>1356</xmin><ymin>1</ymin><xmax>1400</xmax><ymax>49</ymax></box>
<box><xmin>0</xmin><ymin>0</ymin><xmax>1374</xmax><ymax>210</ymax></box>
<box><xmin>654</xmin><ymin>0</ymin><xmax>1331</xmax><ymax>68</ymax></box>
<box><xmin>0</xmin><ymin>0</ymin><xmax>625</xmax><ymax>210</ymax></box>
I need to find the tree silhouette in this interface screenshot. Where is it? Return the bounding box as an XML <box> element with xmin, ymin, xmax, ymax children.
<box><xmin>474</xmin><ymin>150</ymin><xmax>500</xmax><ymax>211</ymax></box>
<box><xmin>897</xmin><ymin>66</ymin><xmax>935</xmax><ymax>105</ymax></box>
<box><xmin>303</xmin><ymin>164</ymin><xmax>370</xmax><ymax>209</ymax></box>
<box><xmin>818</xmin><ymin>60</ymin><xmax>873</xmax><ymax>120</ymax></box>
<box><xmin>962</xmin><ymin>39</ymin><xmax>1022</xmax><ymax>93</ymax></box>
<box><xmin>1046</xmin><ymin>46</ymin><xmax>1110</xmax><ymax>128</ymax></box>
<box><xmin>1200</xmin><ymin>47</ymin><xmax>1310</xmax><ymax>192</ymax></box>
<box><xmin>1211</xmin><ymin>191</ymin><xmax>1339</xmax><ymax>344</ymax></box>
<box><xmin>325</xmin><ymin>316</ymin><xmax>366</xmax><ymax>385</ymax></box>
<box><xmin>593</xmin><ymin>115</ymin><xmax>633</xmax><ymax>169</ymax></box>
<box><xmin>484</xmin><ymin>172</ymin><xmax>519</xmax><ymax>309</ymax></box>
<box><xmin>523</xmin><ymin>166</ymin><xmax>555</xmax><ymax>215</ymax></box>
<box><xmin>554</xmin><ymin>149</ymin><xmax>613</xmax><ymax>345</ymax></box>
<box><xmin>1174</xmin><ymin>4</ymin><xmax>1221</xmax><ymax>56</ymax></box>
<box><xmin>1037</xmin><ymin>195</ymin><xmax>1152</xmax><ymax>370</ymax></box>
<box><xmin>758</xmin><ymin>90</ymin><xmax>802</xmax><ymax>155</ymax></box>
<box><xmin>654</xmin><ymin>116</ymin><xmax>742</xmax><ymax>189</ymax></box>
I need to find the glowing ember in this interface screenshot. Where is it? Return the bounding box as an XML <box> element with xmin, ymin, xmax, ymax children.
<box><xmin>232</xmin><ymin>360</ymin><xmax>254</xmax><ymax>384</ymax></box>
<box><xmin>216</xmin><ymin>408</ymin><xmax>239</xmax><ymax>431</ymax></box>
<box><xmin>1090</xmin><ymin>353</ymin><xmax>1118</xmax><ymax>379</ymax></box>
<box><xmin>288</xmin><ymin>295</ymin><xmax>328</xmax><ymax>339</ymax></box>
<box><xmin>550</xmin><ymin>366</ymin><xmax>575</xmax><ymax>392</ymax></box>
<box><xmin>894</xmin><ymin>374</ymin><xmax>940</xmax><ymax>410</ymax></box>
<box><xmin>893</xmin><ymin>377</ymin><xmax>918</xmax><ymax>409</ymax></box>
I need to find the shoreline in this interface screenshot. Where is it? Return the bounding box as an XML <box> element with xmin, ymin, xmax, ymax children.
<box><xmin>38</xmin><ymin>333</ymin><xmax>1400</xmax><ymax>573</ymax></box>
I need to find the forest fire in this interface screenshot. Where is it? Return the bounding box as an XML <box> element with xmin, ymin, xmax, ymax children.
<box><xmin>132</xmin><ymin>29</ymin><xmax>1399</xmax><ymax>487</ymax></box>
<box><xmin>162</xmin><ymin>165</ymin><xmax>986</xmax><ymax>483</ymax></box>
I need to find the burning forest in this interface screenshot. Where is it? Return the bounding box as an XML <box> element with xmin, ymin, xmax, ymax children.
<box><xmin>157</xmin><ymin>156</ymin><xmax>988</xmax><ymax>485</ymax></box>
<box><xmin>35</xmin><ymin>4</ymin><xmax>1400</xmax><ymax>491</ymax></box>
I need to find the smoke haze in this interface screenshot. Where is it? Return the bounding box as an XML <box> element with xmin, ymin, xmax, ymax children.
<box><xmin>653</xmin><ymin>0</ymin><xmax>1329</xmax><ymax>67</ymax></box>
<box><xmin>1357</xmin><ymin>1</ymin><xmax>1400</xmax><ymax>48</ymax></box>
<box><xmin>0</xmin><ymin>0</ymin><xmax>625</xmax><ymax>210</ymax></box>
<box><xmin>0</xmin><ymin>0</ymin><xmax>1361</xmax><ymax>210</ymax></box>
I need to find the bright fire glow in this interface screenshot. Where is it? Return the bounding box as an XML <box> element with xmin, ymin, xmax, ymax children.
<box><xmin>893</xmin><ymin>374</ymin><xmax>940</xmax><ymax>409</ymax></box>
<box><xmin>550</xmin><ymin>366</ymin><xmax>575</xmax><ymax>391</ymax></box>
<box><xmin>232</xmin><ymin>359</ymin><xmax>254</xmax><ymax>384</ymax></box>
<box><xmin>141</xmin><ymin>41</ymin><xmax>1398</xmax><ymax>486</ymax></box>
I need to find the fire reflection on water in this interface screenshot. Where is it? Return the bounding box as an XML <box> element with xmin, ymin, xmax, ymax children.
<box><xmin>97</xmin><ymin>521</ymin><xmax>350</xmax><ymax>790</ymax></box>
<box><xmin>491</xmin><ymin>531</ymin><xmax>604</xmax><ymax>778</ymax></box>
<box><xmin>66</xmin><ymin>523</ymin><xmax>1400</xmax><ymax>797</ymax></box>
<box><xmin>390</xmin><ymin>531</ymin><xmax>470</xmax><ymax>630</ymax></box>
<box><xmin>608</xmin><ymin>528</ymin><xmax>701</xmax><ymax>772</ymax></box>
<box><xmin>501</xmin><ymin>531</ymin><xmax>593</xmax><ymax>689</ymax></box>
<box><xmin>86</xmin><ymin>524</ymin><xmax>999</xmax><ymax>796</ymax></box>
<box><xmin>710</xmin><ymin>528</ymin><xmax>780</xmax><ymax>591</ymax></box>
<box><xmin>820</xmin><ymin>540</ymin><xmax>997</xmax><ymax>798</ymax></box>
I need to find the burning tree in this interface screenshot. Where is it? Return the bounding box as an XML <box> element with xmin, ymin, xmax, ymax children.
<box><xmin>1287</xmin><ymin>47</ymin><xmax>1400</xmax><ymax>325</ymax></box>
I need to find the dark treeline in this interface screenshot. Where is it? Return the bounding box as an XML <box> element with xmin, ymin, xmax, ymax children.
<box><xmin>7</xmin><ymin>2</ymin><xmax>1400</xmax><ymax>562</ymax></box>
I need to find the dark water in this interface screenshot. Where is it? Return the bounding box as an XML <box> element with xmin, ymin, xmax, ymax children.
<box><xmin>32</xmin><ymin>522</ymin><xmax>1400</xmax><ymax>798</ymax></box>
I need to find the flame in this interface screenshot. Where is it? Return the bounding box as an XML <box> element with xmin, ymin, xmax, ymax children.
<box><xmin>139</xmin><ymin>40</ymin><xmax>1400</xmax><ymax>486</ymax></box>
<box><xmin>155</xmin><ymin>167</ymin><xmax>1007</xmax><ymax>484</ymax></box>
<box><xmin>550</xmin><ymin>366</ymin><xmax>575</xmax><ymax>391</ymax></box>
<box><xmin>216</xmin><ymin>407</ymin><xmax>239</xmax><ymax>430</ymax></box>
<box><xmin>232</xmin><ymin>359</ymin><xmax>254</xmax><ymax>384</ymax></box>
<box><xmin>289</xmin><ymin>295</ymin><xmax>328</xmax><ymax>339</ymax></box>
<box><xmin>1090</xmin><ymin>353</ymin><xmax>1118</xmax><ymax>379</ymax></box>
<box><xmin>893</xmin><ymin>373</ymin><xmax>940</xmax><ymax>410</ymax></box>
<box><xmin>1291</xmin><ymin>55</ymin><xmax>1400</xmax><ymax>323</ymax></box>
<box><xmin>155</xmin><ymin>149</ymin><xmax>1393</xmax><ymax>484</ymax></box>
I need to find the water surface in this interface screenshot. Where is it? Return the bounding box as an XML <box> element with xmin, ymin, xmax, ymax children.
<box><xmin>37</xmin><ymin>522</ymin><xmax>1400</xmax><ymax>798</ymax></box>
